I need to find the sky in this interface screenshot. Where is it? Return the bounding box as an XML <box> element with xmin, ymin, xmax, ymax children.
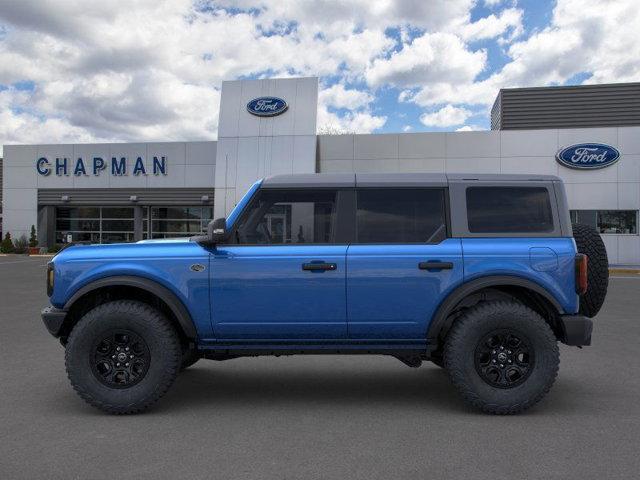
<box><xmin>0</xmin><ymin>0</ymin><xmax>638</xmax><ymax>154</ymax></box>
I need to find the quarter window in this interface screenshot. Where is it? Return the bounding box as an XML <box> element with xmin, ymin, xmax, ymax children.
<box><xmin>466</xmin><ymin>187</ymin><xmax>554</xmax><ymax>233</ymax></box>
<box><xmin>356</xmin><ymin>188</ymin><xmax>447</xmax><ymax>244</ymax></box>
<box><xmin>234</xmin><ymin>189</ymin><xmax>337</xmax><ymax>244</ymax></box>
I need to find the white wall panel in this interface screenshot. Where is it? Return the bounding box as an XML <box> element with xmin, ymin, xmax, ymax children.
<box><xmin>617</xmin><ymin>236</ymin><xmax>640</xmax><ymax>264</ymax></box>
<box><xmin>616</xmin><ymin>182</ymin><xmax>640</xmax><ymax>209</ymax></box>
<box><xmin>617</xmin><ymin>154</ymin><xmax>640</xmax><ymax>183</ymax></box>
<box><xmin>319</xmin><ymin>159</ymin><xmax>355</xmax><ymax>173</ymax></box>
<box><xmin>396</xmin><ymin>157</ymin><xmax>446</xmax><ymax>173</ymax></box>
<box><xmin>446</xmin><ymin>156</ymin><xmax>500</xmax><ymax>173</ymax></box>
<box><xmin>565</xmin><ymin>183</ymin><xmax>619</xmax><ymax>209</ymax></box>
<box><xmin>3</xmin><ymin>145</ymin><xmax>38</xmax><ymax>167</ymax></box>
<box><xmin>602</xmin><ymin>235</ymin><xmax>619</xmax><ymax>264</ymax></box>
<box><xmin>558</xmin><ymin>128</ymin><xmax>618</xmax><ymax>149</ymax></box>
<box><xmin>500</xmin><ymin>156</ymin><xmax>558</xmax><ymax>175</ymax></box>
<box><xmin>317</xmin><ymin>135</ymin><xmax>354</xmax><ymax>160</ymax></box>
<box><xmin>618</xmin><ymin>127</ymin><xmax>640</xmax><ymax>155</ymax></box>
<box><xmin>398</xmin><ymin>133</ymin><xmax>446</xmax><ymax>159</ymax></box>
<box><xmin>446</xmin><ymin>131</ymin><xmax>500</xmax><ymax>158</ymax></box>
<box><xmin>354</xmin><ymin>134</ymin><xmax>398</xmax><ymax>160</ymax></box>
<box><xmin>501</xmin><ymin>129</ymin><xmax>558</xmax><ymax>157</ymax></box>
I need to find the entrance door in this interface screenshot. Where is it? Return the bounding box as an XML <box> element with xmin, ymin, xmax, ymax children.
<box><xmin>210</xmin><ymin>188</ymin><xmax>349</xmax><ymax>340</ymax></box>
<box><xmin>346</xmin><ymin>188</ymin><xmax>464</xmax><ymax>340</ymax></box>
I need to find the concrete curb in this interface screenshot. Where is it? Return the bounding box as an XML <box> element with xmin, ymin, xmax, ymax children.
<box><xmin>609</xmin><ymin>268</ymin><xmax>640</xmax><ymax>275</ymax></box>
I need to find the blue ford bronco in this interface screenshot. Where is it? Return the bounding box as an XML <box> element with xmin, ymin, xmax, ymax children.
<box><xmin>42</xmin><ymin>173</ymin><xmax>609</xmax><ymax>414</ymax></box>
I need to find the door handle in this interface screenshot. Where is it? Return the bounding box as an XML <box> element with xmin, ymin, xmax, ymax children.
<box><xmin>302</xmin><ymin>262</ymin><xmax>337</xmax><ymax>271</ymax></box>
<box><xmin>418</xmin><ymin>261</ymin><xmax>453</xmax><ymax>271</ymax></box>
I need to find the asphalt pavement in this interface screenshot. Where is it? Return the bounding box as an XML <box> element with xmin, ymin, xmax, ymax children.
<box><xmin>1</xmin><ymin>255</ymin><xmax>639</xmax><ymax>479</ymax></box>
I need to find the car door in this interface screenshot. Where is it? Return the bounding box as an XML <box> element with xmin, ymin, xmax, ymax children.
<box><xmin>210</xmin><ymin>188</ymin><xmax>350</xmax><ymax>340</ymax></box>
<box><xmin>346</xmin><ymin>187</ymin><xmax>464</xmax><ymax>340</ymax></box>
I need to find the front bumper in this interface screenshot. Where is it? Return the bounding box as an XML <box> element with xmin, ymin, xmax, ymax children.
<box><xmin>41</xmin><ymin>306</ymin><xmax>67</xmax><ymax>337</ymax></box>
<box><xmin>559</xmin><ymin>314</ymin><xmax>593</xmax><ymax>346</ymax></box>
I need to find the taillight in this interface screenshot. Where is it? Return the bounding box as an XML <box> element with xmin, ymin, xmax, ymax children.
<box><xmin>575</xmin><ymin>254</ymin><xmax>588</xmax><ymax>295</ymax></box>
<box><xmin>47</xmin><ymin>263</ymin><xmax>54</xmax><ymax>297</ymax></box>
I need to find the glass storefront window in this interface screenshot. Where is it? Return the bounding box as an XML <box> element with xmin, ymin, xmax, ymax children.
<box><xmin>55</xmin><ymin>205</ymin><xmax>213</xmax><ymax>243</ymax></box>
<box><xmin>147</xmin><ymin>206</ymin><xmax>213</xmax><ymax>239</ymax></box>
<box><xmin>570</xmin><ymin>210</ymin><xmax>638</xmax><ymax>234</ymax></box>
<box><xmin>55</xmin><ymin>206</ymin><xmax>135</xmax><ymax>244</ymax></box>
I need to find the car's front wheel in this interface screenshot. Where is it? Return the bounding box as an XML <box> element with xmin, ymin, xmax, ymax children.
<box><xmin>65</xmin><ymin>300</ymin><xmax>181</xmax><ymax>414</ymax></box>
<box><xmin>444</xmin><ymin>301</ymin><xmax>559</xmax><ymax>414</ymax></box>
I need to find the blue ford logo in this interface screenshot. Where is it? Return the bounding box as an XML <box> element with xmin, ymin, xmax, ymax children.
<box><xmin>247</xmin><ymin>97</ymin><xmax>288</xmax><ymax>117</ymax></box>
<box><xmin>556</xmin><ymin>143</ymin><xmax>620</xmax><ymax>170</ymax></box>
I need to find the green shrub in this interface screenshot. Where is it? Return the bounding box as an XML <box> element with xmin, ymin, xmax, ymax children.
<box><xmin>29</xmin><ymin>225</ymin><xmax>38</xmax><ymax>248</ymax></box>
<box><xmin>1</xmin><ymin>233</ymin><xmax>15</xmax><ymax>253</ymax></box>
<box><xmin>13</xmin><ymin>235</ymin><xmax>29</xmax><ymax>254</ymax></box>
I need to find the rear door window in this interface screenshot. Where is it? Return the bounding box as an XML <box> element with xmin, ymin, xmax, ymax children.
<box><xmin>356</xmin><ymin>188</ymin><xmax>447</xmax><ymax>243</ymax></box>
<box><xmin>466</xmin><ymin>186</ymin><xmax>554</xmax><ymax>233</ymax></box>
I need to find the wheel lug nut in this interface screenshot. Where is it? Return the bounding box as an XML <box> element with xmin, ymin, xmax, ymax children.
<box><xmin>507</xmin><ymin>350</ymin><xmax>511</xmax><ymax>354</ymax></box>
<box><xmin>116</xmin><ymin>363</ymin><xmax>120</xmax><ymax>367</ymax></box>
<box><xmin>112</xmin><ymin>355</ymin><xmax>116</xmax><ymax>359</ymax></box>
<box><xmin>500</xmin><ymin>364</ymin><xmax>504</xmax><ymax>368</ymax></box>
<box><xmin>508</xmin><ymin>360</ymin><xmax>512</xmax><ymax>363</ymax></box>
<box><xmin>492</xmin><ymin>350</ymin><xmax>496</xmax><ymax>354</ymax></box>
<box><xmin>130</xmin><ymin>355</ymin><xmax>134</xmax><ymax>359</ymax></box>
<box><xmin>125</xmin><ymin>363</ymin><xmax>129</xmax><ymax>367</ymax></box>
<box><xmin>125</xmin><ymin>347</ymin><xmax>129</xmax><ymax>351</ymax></box>
<box><xmin>492</xmin><ymin>359</ymin><xmax>496</xmax><ymax>363</ymax></box>
<box><xmin>500</xmin><ymin>346</ymin><xmax>504</xmax><ymax>350</ymax></box>
<box><xmin>116</xmin><ymin>347</ymin><xmax>121</xmax><ymax>351</ymax></box>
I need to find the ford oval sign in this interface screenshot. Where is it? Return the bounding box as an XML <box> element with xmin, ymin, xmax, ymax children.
<box><xmin>556</xmin><ymin>143</ymin><xmax>620</xmax><ymax>170</ymax></box>
<box><xmin>247</xmin><ymin>97</ymin><xmax>288</xmax><ymax>117</ymax></box>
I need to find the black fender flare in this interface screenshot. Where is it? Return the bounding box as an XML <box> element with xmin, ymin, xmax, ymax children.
<box><xmin>64</xmin><ymin>275</ymin><xmax>197</xmax><ymax>339</ymax></box>
<box><xmin>426</xmin><ymin>275</ymin><xmax>564</xmax><ymax>343</ymax></box>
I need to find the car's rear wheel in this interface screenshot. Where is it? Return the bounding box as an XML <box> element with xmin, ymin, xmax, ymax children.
<box><xmin>65</xmin><ymin>300</ymin><xmax>181</xmax><ymax>414</ymax></box>
<box><xmin>444</xmin><ymin>301</ymin><xmax>559</xmax><ymax>414</ymax></box>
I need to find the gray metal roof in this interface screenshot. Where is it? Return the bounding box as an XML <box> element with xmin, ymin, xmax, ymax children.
<box><xmin>261</xmin><ymin>172</ymin><xmax>560</xmax><ymax>188</ymax></box>
<box><xmin>491</xmin><ymin>82</ymin><xmax>640</xmax><ymax>130</ymax></box>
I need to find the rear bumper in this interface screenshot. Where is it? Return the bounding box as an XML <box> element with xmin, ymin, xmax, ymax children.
<box><xmin>559</xmin><ymin>314</ymin><xmax>593</xmax><ymax>346</ymax></box>
<box><xmin>41</xmin><ymin>306</ymin><xmax>67</xmax><ymax>337</ymax></box>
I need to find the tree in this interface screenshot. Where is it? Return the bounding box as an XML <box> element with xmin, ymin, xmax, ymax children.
<box><xmin>1</xmin><ymin>232</ymin><xmax>15</xmax><ymax>253</ymax></box>
<box><xmin>29</xmin><ymin>225</ymin><xmax>38</xmax><ymax>248</ymax></box>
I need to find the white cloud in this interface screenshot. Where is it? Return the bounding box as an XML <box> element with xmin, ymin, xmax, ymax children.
<box><xmin>319</xmin><ymin>84</ymin><xmax>373</xmax><ymax>110</ymax></box>
<box><xmin>456</xmin><ymin>125</ymin><xmax>484</xmax><ymax>131</ymax></box>
<box><xmin>402</xmin><ymin>125</ymin><xmax>413</xmax><ymax>132</ymax></box>
<box><xmin>366</xmin><ymin>32</ymin><xmax>486</xmax><ymax>88</ymax></box>
<box><xmin>459</xmin><ymin>8</ymin><xmax>523</xmax><ymax>42</ymax></box>
<box><xmin>0</xmin><ymin>0</ymin><xmax>638</xmax><ymax>145</ymax></box>
<box><xmin>420</xmin><ymin>105</ymin><xmax>472</xmax><ymax>127</ymax></box>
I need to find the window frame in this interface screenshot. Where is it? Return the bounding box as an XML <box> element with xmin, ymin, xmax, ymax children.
<box><xmin>448</xmin><ymin>182</ymin><xmax>563</xmax><ymax>238</ymax></box>
<box><xmin>224</xmin><ymin>187</ymin><xmax>351</xmax><ymax>246</ymax></box>
<box><xmin>353</xmin><ymin>187</ymin><xmax>450</xmax><ymax>245</ymax></box>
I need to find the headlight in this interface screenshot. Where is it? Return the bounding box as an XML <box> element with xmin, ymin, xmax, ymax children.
<box><xmin>47</xmin><ymin>263</ymin><xmax>54</xmax><ymax>297</ymax></box>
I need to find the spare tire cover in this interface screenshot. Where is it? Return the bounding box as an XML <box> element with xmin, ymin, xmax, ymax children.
<box><xmin>572</xmin><ymin>223</ymin><xmax>609</xmax><ymax>318</ymax></box>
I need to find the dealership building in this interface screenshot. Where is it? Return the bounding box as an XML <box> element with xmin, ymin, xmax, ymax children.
<box><xmin>1</xmin><ymin>78</ymin><xmax>640</xmax><ymax>264</ymax></box>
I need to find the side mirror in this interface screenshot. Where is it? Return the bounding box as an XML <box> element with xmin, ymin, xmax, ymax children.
<box><xmin>207</xmin><ymin>218</ymin><xmax>227</xmax><ymax>244</ymax></box>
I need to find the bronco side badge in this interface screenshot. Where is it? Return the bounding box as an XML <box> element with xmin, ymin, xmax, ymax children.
<box><xmin>190</xmin><ymin>263</ymin><xmax>206</xmax><ymax>272</ymax></box>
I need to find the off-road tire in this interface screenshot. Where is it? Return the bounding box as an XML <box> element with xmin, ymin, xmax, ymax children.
<box><xmin>572</xmin><ymin>223</ymin><xmax>609</xmax><ymax>318</ymax></box>
<box><xmin>65</xmin><ymin>300</ymin><xmax>181</xmax><ymax>414</ymax></box>
<box><xmin>180</xmin><ymin>347</ymin><xmax>200</xmax><ymax>371</ymax></box>
<box><xmin>444</xmin><ymin>301</ymin><xmax>559</xmax><ymax>415</ymax></box>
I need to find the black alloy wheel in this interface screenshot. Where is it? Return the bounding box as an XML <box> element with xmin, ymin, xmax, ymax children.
<box><xmin>91</xmin><ymin>330</ymin><xmax>151</xmax><ymax>388</ymax></box>
<box><xmin>474</xmin><ymin>330</ymin><xmax>533</xmax><ymax>388</ymax></box>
